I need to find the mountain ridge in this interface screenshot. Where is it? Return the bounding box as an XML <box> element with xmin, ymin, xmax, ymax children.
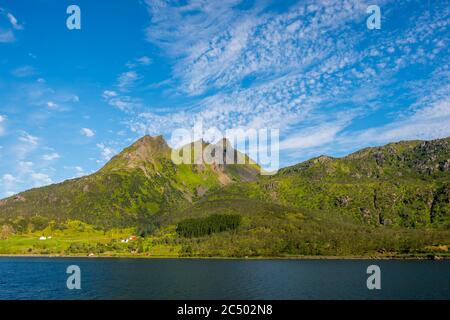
<box><xmin>0</xmin><ymin>135</ymin><xmax>449</xmax><ymax>229</ymax></box>
<box><xmin>0</xmin><ymin>135</ymin><xmax>449</xmax><ymax>257</ymax></box>
<box><xmin>0</xmin><ymin>135</ymin><xmax>261</xmax><ymax>228</ymax></box>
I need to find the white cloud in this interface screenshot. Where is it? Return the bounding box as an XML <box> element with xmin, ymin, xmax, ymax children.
<box><xmin>64</xmin><ymin>165</ymin><xmax>85</xmax><ymax>178</ymax></box>
<box><xmin>117</xmin><ymin>71</ymin><xmax>139</xmax><ymax>91</ymax></box>
<box><xmin>0</xmin><ymin>8</ymin><xmax>23</xmax><ymax>44</ymax></box>
<box><xmin>80</xmin><ymin>128</ymin><xmax>95</xmax><ymax>137</ymax></box>
<box><xmin>97</xmin><ymin>143</ymin><xmax>116</xmax><ymax>161</ymax></box>
<box><xmin>30</xmin><ymin>172</ymin><xmax>53</xmax><ymax>187</ymax></box>
<box><xmin>2</xmin><ymin>173</ymin><xmax>16</xmax><ymax>183</ymax></box>
<box><xmin>280</xmin><ymin>125</ymin><xmax>345</xmax><ymax>151</ymax></box>
<box><xmin>136</xmin><ymin>56</ymin><xmax>152</xmax><ymax>65</ymax></box>
<box><xmin>102</xmin><ymin>89</ymin><xmax>141</xmax><ymax>112</ymax></box>
<box><xmin>102</xmin><ymin>88</ymin><xmax>141</xmax><ymax>112</ymax></box>
<box><xmin>18</xmin><ymin>161</ymin><xmax>34</xmax><ymax>174</ymax></box>
<box><xmin>102</xmin><ymin>90</ymin><xmax>118</xmax><ymax>99</ymax></box>
<box><xmin>2</xmin><ymin>171</ymin><xmax>19</xmax><ymax>196</ymax></box>
<box><xmin>74</xmin><ymin>166</ymin><xmax>84</xmax><ymax>177</ymax></box>
<box><xmin>46</xmin><ymin>101</ymin><xmax>58</xmax><ymax>109</ymax></box>
<box><xmin>351</xmin><ymin>97</ymin><xmax>450</xmax><ymax>145</ymax></box>
<box><xmin>42</xmin><ymin>153</ymin><xmax>60</xmax><ymax>161</ymax></box>
<box><xmin>126</xmin><ymin>56</ymin><xmax>153</xmax><ymax>68</ymax></box>
<box><xmin>6</xmin><ymin>12</ymin><xmax>23</xmax><ymax>30</ymax></box>
<box><xmin>107</xmin><ymin>96</ymin><xmax>141</xmax><ymax>112</ymax></box>
<box><xmin>0</xmin><ymin>155</ymin><xmax>58</xmax><ymax>196</ymax></box>
<box><xmin>19</xmin><ymin>132</ymin><xmax>39</xmax><ymax>145</ymax></box>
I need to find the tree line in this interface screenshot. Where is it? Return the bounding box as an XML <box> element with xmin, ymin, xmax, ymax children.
<box><xmin>176</xmin><ymin>214</ymin><xmax>241</xmax><ymax>238</ymax></box>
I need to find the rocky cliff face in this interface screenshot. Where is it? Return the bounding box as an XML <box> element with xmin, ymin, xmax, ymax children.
<box><xmin>256</xmin><ymin>137</ymin><xmax>450</xmax><ymax>228</ymax></box>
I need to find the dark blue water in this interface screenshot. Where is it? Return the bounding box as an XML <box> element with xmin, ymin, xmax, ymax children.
<box><xmin>0</xmin><ymin>257</ymin><xmax>448</xmax><ymax>300</ymax></box>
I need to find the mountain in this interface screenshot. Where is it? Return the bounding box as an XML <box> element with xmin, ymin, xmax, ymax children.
<box><xmin>0</xmin><ymin>135</ymin><xmax>260</xmax><ymax>229</ymax></box>
<box><xmin>213</xmin><ymin>137</ymin><xmax>450</xmax><ymax>228</ymax></box>
<box><xmin>0</xmin><ymin>135</ymin><xmax>449</xmax><ymax>257</ymax></box>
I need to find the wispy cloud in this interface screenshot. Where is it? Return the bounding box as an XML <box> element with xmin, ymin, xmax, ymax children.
<box><xmin>103</xmin><ymin>70</ymin><xmax>142</xmax><ymax>112</ymax></box>
<box><xmin>2</xmin><ymin>173</ymin><xmax>16</xmax><ymax>183</ymax></box>
<box><xmin>107</xmin><ymin>95</ymin><xmax>141</xmax><ymax>112</ymax></box>
<box><xmin>280</xmin><ymin>124</ymin><xmax>347</xmax><ymax>151</ymax></box>
<box><xmin>30</xmin><ymin>172</ymin><xmax>53</xmax><ymax>187</ymax></box>
<box><xmin>97</xmin><ymin>143</ymin><xmax>116</xmax><ymax>161</ymax></box>
<box><xmin>135</xmin><ymin>0</ymin><xmax>376</xmax><ymax>141</ymax></box>
<box><xmin>126</xmin><ymin>56</ymin><xmax>153</xmax><ymax>68</ymax></box>
<box><xmin>6</xmin><ymin>12</ymin><xmax>23</xmax><ymax>30</ymax></box>
<box><xmin>117</xmin><ymin>71</ymin><xmax>140</xmax><ymax>91</ymax></box>
<box><xmin>11</xmin><ymin>65</ymin><xmax>36</xmax><ymax>78</ymax></box>
<box><xmin>133</xmin><ymin>0</ymin><xmax>449</xmax><ymax>165</ymax></box>
<box><xmin>145</xmin><ymin>0</ymin><xmax>368</xmax><ymax>96</ymax></box>
<box><xmin>12</xmin><ymin>132</ymin><xmax>39</xmax><ymax>160</ymax></box>
<box><xmin>347</xmin><ymin>97</ymin><xmax>450</xmax><ymax>146</ymax></box>
<box><xmin>0</xmin><ymin>7</ymin><xmax>23</xmax><ymax>43</ymax></box>
<box><xmin>80</xmin><ymin>128</ymin><xmax>95</xmax><ymax>137</ymax></box>
<box><xmin>1</xmin><ymin>160</ymin><xmax>54</xmax><ymax>195</ymax></box>
<box><xmin>0</xmin><ymin>115</ymin><xmax>6</xmax><ymax>136</ymax></box>
<box><xmin>136</xmin><ymin>56</ymin><xmax>152</xmax><ymax>66</ymax></box>
<box><xmin>41</xmin><ymin>152</ymin><xmax>60</xmax><ymax>161</ymax></box>
<box><xmin>102</xmin><ymin>90</ymin><xmax>118</xmax><ymax>99</ymax></box>
<box><xmin>19</xmin><ymin>132</ymin><xmax>39</xmax><ymax>145</ymax></box>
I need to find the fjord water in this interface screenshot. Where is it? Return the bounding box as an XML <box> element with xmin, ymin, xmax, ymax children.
<box><xmin>0</xmin><ymin>258</ymin><xmax>448</xmax><ymax>300</ymax></box>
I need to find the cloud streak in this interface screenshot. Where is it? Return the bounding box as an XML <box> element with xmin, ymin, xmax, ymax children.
<box><xmin>0</xmin><ymin>7</ymin><xmax>23</xmax><ymax>42</ymax></box>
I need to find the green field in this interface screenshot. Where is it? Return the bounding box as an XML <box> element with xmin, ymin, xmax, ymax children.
<box><xmin>1</xmin><ymin>209</ymin><xmax>449</xmax><ymax>259</ymax></box>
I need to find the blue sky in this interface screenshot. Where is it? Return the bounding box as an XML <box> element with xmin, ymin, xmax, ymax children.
<box><xmin>0</xmin><ymin>0</ymin><xmax>449</xmax><ymax>197</ymax></box>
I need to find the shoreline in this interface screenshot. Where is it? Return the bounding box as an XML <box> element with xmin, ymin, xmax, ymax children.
<box><xmin>0</xmin><ymin>253</ymin><xmax>448</xmax><ymax>260</ymax></box>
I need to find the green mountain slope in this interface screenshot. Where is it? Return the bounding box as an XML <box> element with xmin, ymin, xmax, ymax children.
<box><xmin>203</xmin><ymin>137</ymin><xmax>450</xmax><ymax>228</ymax></box>
<box><xmin>165</xmin><ymin>198</ymin><xmax>449</xmax><ymax>257</ymax></box>
<box><xmin>0</xmin><ymin>135</ymin><xmax>259</xmax><ymax>229</ymax></box>
<box><xmin>156</xmin><ymin>137</ymin><xmax>449</xmax><ymax>257</ymax></box>
<box><xmin>0</xmin><ymin>135</ymin><xmax>449</xmax><ymax>258</ymax></box>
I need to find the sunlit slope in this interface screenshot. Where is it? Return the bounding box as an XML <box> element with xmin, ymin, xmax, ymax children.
<box><xmin>0</xmin><ymin>135</ymin><xmax>260</xmax><ymax>228</ymax></box>
<box><xmin>207</xmin><ymin>137</ymin><xmax>450</xmax><ymax>228</ymax></box>
<box><xmin>0</xmin><ymin>136</ymin><xmax>449</xmax><ymax>232</ymax></box>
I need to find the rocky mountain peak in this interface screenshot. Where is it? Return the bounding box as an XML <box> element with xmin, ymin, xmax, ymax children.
<box><xmin>101</xmin><ymin>135</ymin><xmax>171</xmax><ymax>171</ymax></box>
